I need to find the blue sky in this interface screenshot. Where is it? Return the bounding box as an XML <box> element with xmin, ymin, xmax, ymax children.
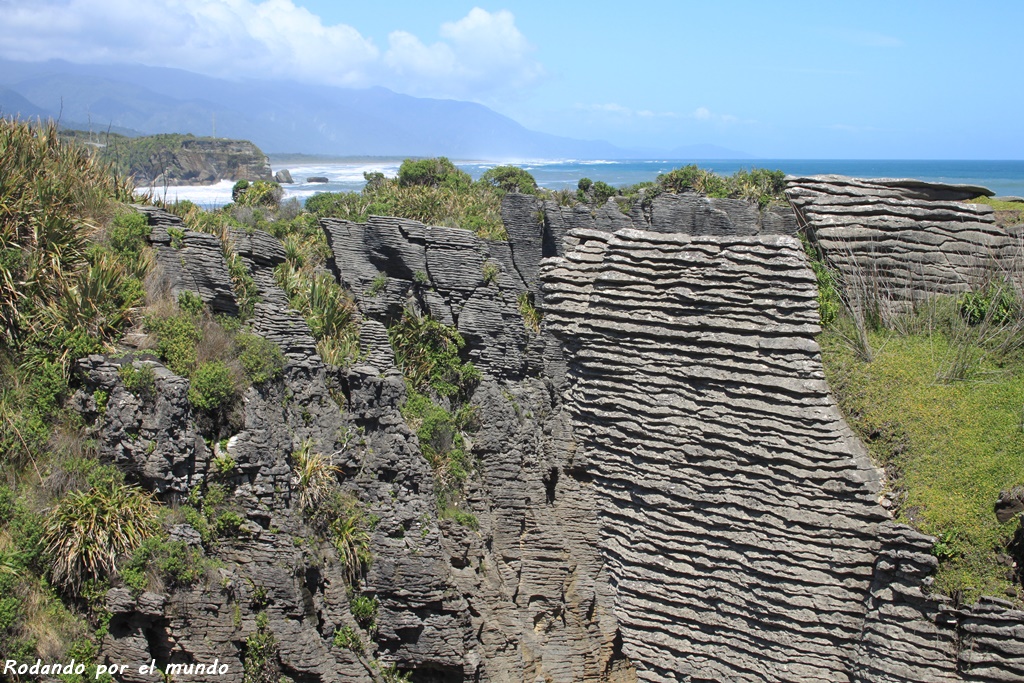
<box><xmin>1</xmin><ymin>0</ymin><xmax>1021</xmax><ymax>158</ymax></box>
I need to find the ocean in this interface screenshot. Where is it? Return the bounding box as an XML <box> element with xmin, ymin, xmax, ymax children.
<box><xmin>146</xmin><ymin>158</ymin><xmax>1024</xmax><ymax>209</ymax></box>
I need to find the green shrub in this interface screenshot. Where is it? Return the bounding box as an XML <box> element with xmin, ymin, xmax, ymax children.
<box><xmin>801</xmin><ymin>234</ymin><xmax>842</xmax><ymax>326</ymax></box>
<box><xmin>325</xmin><ymin>494</ymin><xmax>372</xmax><ymax>585</ymax></box>
<box><xmin>349</xmin><ymin>595</ymin><xmax>378</xmax><ymax>629</ymax></box>
<box><xmin>960</xmin><ymin>278</ymin><xmax>1020</xmax><ymax>326</ymax></box>
<box><xmin>120</xmin><ymin>536</ymin><xmax>206</xmax><ymax>592</ymax></box>
<box><xmin>119</xmin><ymin>362</ymin><xmax>156</xmax><ymax>398</ymax></box>
<box><xmin>106</xmin><ymin>211</ymin><xmax>152</xmax><ymax>276</ymax></box>
<box><xmin>177</xmin><ymin>290</ymin><xmax>205</xmax><ymax>316</ymax></box>
<box><xmin>591</xmin><ymin>181</ymin><xmax>617</xmax><ymax>204</ymax></box>
<box><xmin>214</xmin><ymin>510</ymin><xmax>245</xmax><ymax>537</ymax></box>
<box><xmin>187</xmin><ymin>361</ymin><xmax>236</xmax><ymax>411</ymax></box>
<box><xmin>242</xmin><ymin>612</ymin><xmax>280</xmax><ymax>683</ymax></box>
<box><xmin>235</xmin><ymin>333</ymin><xmax>285</xmax><ymax>384</ymax></box>
<box><xmin>332</xmin><ymin>625</ymin><xmax>363</xmax><ymax>653</ymax></box>
<box><xmin>517</xmin><ymin>292</ymin><xmax>542</xmax><ymax>333</ymax></box>
<box><xmin>398</xmin><ymin>157</ymin><xmax>470</xmax><ymax>190</ymax></box>
<box><xmin>402</xmin><ymin>391</ymin><xmax>472</xmax><ymax>493</ymax></box>
<box><xmin>167</xmin><ymin>226</ymin><xmax>185</xmax><ymax>249</ymax></box>
<box><xmin>482</xmin><ymin>261</ymin><xmax>500</xmax><ymax>286</ymax></box>
<box><xmin>43</xmin><ymin>482</ymin><xmax>159</xmax><ymax>591</ymax></box>
<box><xmin>0</xmin><ymin>118</ymin><xmax>134</xmax><ymax>346</ymax></box>
<box><xmin>367</xmin><ymin>272</ymin><xmax>388</xmax><ymax>297</ymax></box>
<box><xmin>290</xmin><ymin>441</ymin><xmax>338</xmax><ymax>512</ymax></box>
<box><xmin>657</xmin><ymin>165</ymin><xmax>702</xmax><ymax>193</ymax></box>
<box><xmin>479</xmin><ymin>165</ymin><xmax>537</xmax><ymax>194</ymax></box>
<box><xmin>388</xmin><ymin>311</ymin><xmax>480</xmax><ymax>398</ymax></box>
<box><xmin>145</xmin><ymin>312</ymin><xmax>201</xmax><ymax>375</ymax></box>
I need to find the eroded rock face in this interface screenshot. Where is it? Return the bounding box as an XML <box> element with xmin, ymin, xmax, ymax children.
<box><xmin>787</xmin><ymin>175</ymin><xmax>1024</xmax><ymax>317</ymax></box>
<box><xmin>78</xmin><ymin>187</ymin><xmax>1024</xmax><ymax>682</ymax></box>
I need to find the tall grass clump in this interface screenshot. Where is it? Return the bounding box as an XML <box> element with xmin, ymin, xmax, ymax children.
<box><xmin>1</xmin><ymin>118</ymin><xmax>135</xmax><ymax>353</ymax></box>
<box><xmin>44</xmin><ymin>482</ymin><xmax>159</xmax><ymax>592</ymax></box>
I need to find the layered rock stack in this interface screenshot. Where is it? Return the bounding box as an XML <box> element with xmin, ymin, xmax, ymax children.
<box><xmin>787</xmin><ymin>175</ymin><xmax>1023</xmax><ymax>317</ymax></box>
<box><xmin>81</xmin><ymin>185</ymin><xmax>1024</xmax><ymax>682</ymax></box>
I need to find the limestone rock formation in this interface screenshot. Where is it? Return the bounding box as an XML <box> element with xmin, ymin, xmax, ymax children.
<box><xmin>275</xmin><ymin>169</ymin><xmax>294</xmax><ymax>184</ymax></box>
<box><xmin>787</xmin><ymin>175</ymin><xmax>1023</xmax><ymax>317</ymax></box>
<box><xmin>77</xmin><ymin>186</ymin><xmax>1024</xmax><ymax>682</ymax></box>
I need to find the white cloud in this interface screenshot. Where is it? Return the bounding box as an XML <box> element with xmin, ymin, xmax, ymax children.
<box><xmin>577</xmin><ymin>103</ymin><xmax>677</xmax><ymax>118</ymax></box>
<box><xmin>0</xmin><ymin>2</ymin><xmax>541</xmax><ymax>97</ymax></box>
<box><xmin>841</xmin><ymin>30</ymin><xmax>904</xmax><ymax>48</ymax></box>
<box><xmin>692</xmin><ymin>106</ymin><xmax>749</xmax><ymax>125</ymax></box>
<box><xmin>381</xmin><ymin>8</ymin><xmax>542</xmax><ymax>97</ymax></box>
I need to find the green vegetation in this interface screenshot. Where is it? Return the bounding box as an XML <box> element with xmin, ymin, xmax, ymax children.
<box><xmin>187</xmin><ymin>360</ymin><xmax>238</xmax><ymax>411</ymax></box>
<box><xmin>332</xmin><ymin>625</ymin><xmax>363</xmax><ymax>653</ymax></box>
<box><xmin>482</xmin><ymin>260</ymin><xmax>500</xmax><ymax>286</ymax></box>
<box><xmin>517</xmin><ymin>293</ymin><xmax>542</xmax><ymax>333</ymax></box>
<box><xmin>120</xmin><ymin>536</ymin><xmax>209</xmax><ymax>592</ymax></box>
<box><xmin>966</xmin><ymin>195</ymin><xmax>1024</xmax><ymax>224</ymax></box>
<box><xmin>479</xmin><ymin>165</ymin><xmax>538</xmax><ymax>194</ymax></box>
<box><xmin>290</xmin><ymin>441</ymin><xmax>338</xmax><ymax>511</ymax></box>
<box><xmin>44</xmin><ymin>482</ymin><xmax>160</xmax><ymax>591</ymax></box>
<box><xmin>242</xmin><ymin>612</ymin><xmax>280</xmax><ymax>683</ymax></box>
<box><xmin>388</xmin><ymin>310</ymin><xmax>480</xmax><ymax>399</ymax></box>
<box><xmin>817</xmin><ymin>262</ymin><xmax>1024</xmax><ymax>603</ymax></box>
<box><xmin>367</xmin><ymin>272</ymin><xmax>389</xmax><ymax>297</ymax></box>
<box><xmin>305</xmin><ymin>158</ymin><xmax>512</xmax><ymax>240</ymax></box>
<box><xmin>349</xmin><ymin>595</ymin><xmax>378</xmax><ymax>630</ymax></box>
<box><xmin>235</xmin><ymin>332</ymin><xmax>286</xmax><ymax>384</ymax></box>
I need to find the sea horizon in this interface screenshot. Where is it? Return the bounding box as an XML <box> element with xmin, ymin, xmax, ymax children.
<box><xmin>146</xmin><ymin>158</ymin><xmax>1024</xmax><ymax>208</ymax></box>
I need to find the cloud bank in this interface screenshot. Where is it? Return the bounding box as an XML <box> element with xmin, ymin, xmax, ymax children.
<box><xmin>0</xmin><ymin>1</ymin><xmax>543</xmax><ymax>99</ymax></box>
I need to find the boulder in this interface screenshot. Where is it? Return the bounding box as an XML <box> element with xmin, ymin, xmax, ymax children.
<box><xmin>274</xmin><ymin>168</ymin><xmax>294</xmax><ymax>184</ymax></box>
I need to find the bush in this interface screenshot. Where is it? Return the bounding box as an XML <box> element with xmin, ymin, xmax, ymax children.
<box><xmin>0</xmin><ymin>118</ymin><xmax>134</xmax><ymax>346</ymax></box>
<box><xmin>517</xmin><ymin>293</ymin><xmax>542</xmax><ymax>333</ymax></box>
<box><xmin>119</xmin><ymin>362</ymin><xmax>156</xmax><ymax>398</ymax></box>
<box><xmin>398</xmin><ymin>157</ymin><xmax>471</xmax><ymax>190</ymax></box>
<box><xmin>479</xmin><ymin>166</ymin><xmax>537</xmax><ymax>194</ymax></box>
<box><xmin>960</xmin><ymin>278</ymin><xmax>1020</xmax><ymax>326</ymax></box>
<box><xmin>235</xmin><ymin>333</ymin><xmax>285</xmax><ymax>384</ymax></box>
<box><xmin>332</xmin><ymin>625</ymin><xmax>363</xmax><ymax>653</ymax></box>
<box><xmin>349</xmin><ymin>595</ymin><xmax>378</xmax><ymax>629</ymax></box>
<box><xmin>290</xmin><ymin>441</ymin><xmax>338</xmax><ymax>512</ymax></box>
<box><xmin>187</xmin><ymin>360</ymin><xmax>236</xmax><ymax>411</ymax></box>
<box><xmin>242</xmin><ymin>612</ymin><xmax>280</xmax><ymax>683</ymax></box>
<box><xmin>388</xmin><ymin>311</ymin><xmax>480</xmax><ymax>398</ymax></box>
<box><xmin>145</xmin><ymin>312</ymin><xmax>201</xmax><ymax>375</ymax></box>
<box><xmin>43</xmin><ymin>482</ymin><xmax>159</xmax><ymax>591</ymax></box>
<box><xmin>402</xmin><ymin>391</ymin><xmax>472</xmax><ymax>492</ymax></box>
<box><xmin>120</xmin><ymin>536</ymin><xmax>206</xmax><ymax>592</ymax></box>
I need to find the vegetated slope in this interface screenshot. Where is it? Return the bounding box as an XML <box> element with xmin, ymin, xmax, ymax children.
<box><xmin>59</xmin><ymin>129</ymin><xmax>274</xmax><ymax>186</ymax></box>
<box><xmin>791</xmin><ymin>175</ymin><xmax>1024</xmax><ymax>606</ymax></box>
<box><xmin>5</xmin><ymin>125</ymin><xmax>1024</xmax><ymax>683</ymax></box>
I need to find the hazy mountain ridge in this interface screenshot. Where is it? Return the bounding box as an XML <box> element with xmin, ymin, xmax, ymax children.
<box><xmin>0</xmin><ymin>58</ymin><xmax>748</xmax><ymax>160</ymax></box>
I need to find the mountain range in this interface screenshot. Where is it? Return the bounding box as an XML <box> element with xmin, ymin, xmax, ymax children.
<box><xmin>0</xmin><ymin>58</ymin><xmax>749</xmax><ymax>160</ymax></box>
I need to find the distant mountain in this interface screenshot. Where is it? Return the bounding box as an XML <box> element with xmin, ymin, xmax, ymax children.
<box><xmin>0</xmin><ymin>58</ymin><xmax>640</xmax><ymax>160</ymax></box>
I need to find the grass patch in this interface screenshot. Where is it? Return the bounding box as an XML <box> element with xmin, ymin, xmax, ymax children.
<box><xmin>965</xmin><ymin>195</ymin><xmax>1024</xmax><ymax>224</ymax></box>
<box><xmin>821</xmin><ymin>303</ymin><xmax>1024</xmax><ymax>602</ymax></box>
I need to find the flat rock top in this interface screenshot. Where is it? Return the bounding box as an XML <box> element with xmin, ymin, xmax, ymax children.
<box><xmin>787</xmin><ymin>174</ymin><xmax>993</xmax><ymax>198</ymax></box>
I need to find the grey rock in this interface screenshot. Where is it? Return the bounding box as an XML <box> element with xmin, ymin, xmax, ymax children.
<box><xmin>307</xmin><ymin>176</ymin><xmax>329</xmax><ymax>183</ymax></box>
<box><xmin>274</xmin><ymin>169</ymin><xmax>294</xmax><ymax>184</ymax></box>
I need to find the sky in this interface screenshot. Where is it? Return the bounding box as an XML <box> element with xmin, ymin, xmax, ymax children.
<box><xmin>0</xmin><ymin>0</ymin><xmax>1021</xmax><ymax>158</ymax></box>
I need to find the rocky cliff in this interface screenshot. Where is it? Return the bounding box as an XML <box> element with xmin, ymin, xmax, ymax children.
<box><xmin>88</xmin><ymin>132</ymin><xmax>274</xmax><ymax>187</ymax></box>
<box><xmin>78</xmin><ymin>182</ymin><xmax>1024</xmax><ymax>682</ymax></box>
